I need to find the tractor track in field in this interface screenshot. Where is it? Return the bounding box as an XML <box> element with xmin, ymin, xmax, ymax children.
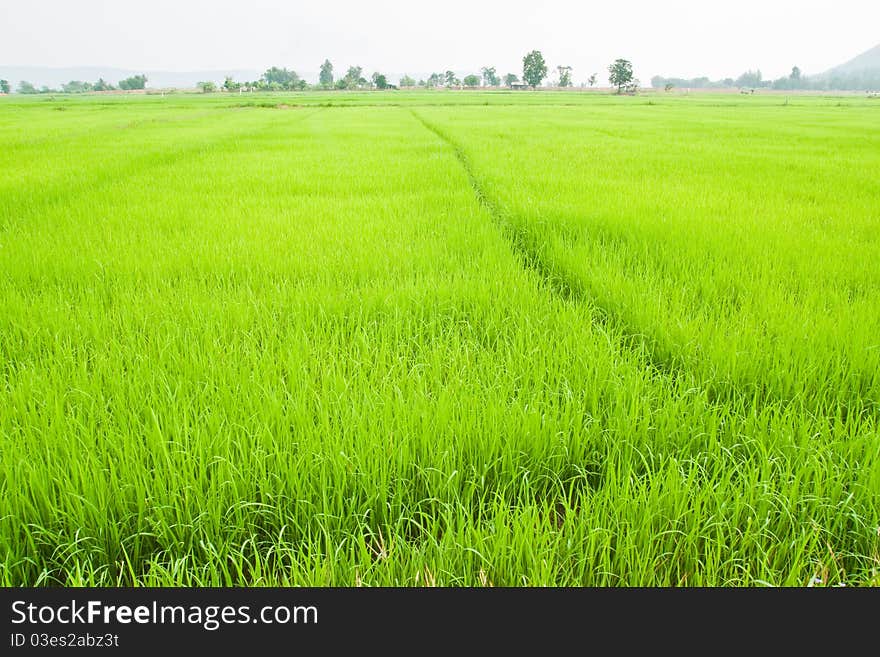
<box><xmin>410</xmin><ymin>111</ymin><xmax>583</xmax><ymax>306</ymax></box>
<box><xmin>410</xmin><ymin>109</ymin><xmax>879</xmax><ymax>422</ymax></box>
<box><xmin>410</xmin><ymin>111</ymin><xmax>677</xmax><ymax>375</ymax></box>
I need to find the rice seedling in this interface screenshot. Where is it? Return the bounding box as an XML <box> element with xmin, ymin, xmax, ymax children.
<box><xmin>1</xmin><ymin>93</ymin><xmax>877</xmax><ymax>586</ymax></box>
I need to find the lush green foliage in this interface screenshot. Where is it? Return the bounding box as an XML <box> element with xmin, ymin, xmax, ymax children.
<box><xmin>557</xmin><ymin>65</ymin><xmax>572</xmax><ymax>87</ymax></box>
<box><xmin>1</xmin><ymin>92</ymin><xmax>878</xmax><ymax>586</ymax></box>
<box><xmin>522</xmin><ymin>50</ymin><xmax>547</xmax><ymax>88</ymax></box>
<box><xmin>16</xmin><ymin>80</ymin><xmax>38</xmax><ymax>94</ymax></box>
<box><xmin>319</xmin><ymin>59</ymin><xmax>334</xmax><ymax>87</ymax></box>
<box><xmin>61</xmin><ymin>80</ymin><xmax>93</xmax><ymax>94</ymax></box>
<box><xmin>609</xmin><ymin>58</ymin><xmax>634</xmax><ymax>92</ymax></box>
<box><xmin>118</xmin><ymin>74</ymin><xmax>147</xmax><ymax>91</ymax></box>
<box><xmin>261</xmin><ymin>67</ymin><xmax>306</xmax><ymax>91</ymax></box>
<box><xmin>481</xmin><ymin>67</ymin><xmax>500</xmax><ymax>87</ymax></box>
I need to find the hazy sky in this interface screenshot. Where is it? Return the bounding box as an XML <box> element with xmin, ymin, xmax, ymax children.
<box><xmin>1</xmin><ymin>0</ymin><xmax>878</xmax><ymax>82</ymax></box>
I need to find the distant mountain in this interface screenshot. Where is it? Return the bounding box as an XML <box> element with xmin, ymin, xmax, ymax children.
<box><xmin>823</xmin><ymin>43</ymin><xmax>880</xmax><ymax>76</ymax></box>
<box><xmin>0</xmin><ymin>66</ymin><xmax>268</xmax><ymax>90</ymax></box>
<box><xmin>809</xmin><ymin>44</ymin><xmax>880</xmax><ymax>91</ymax></box>
<box><xmin>807</xmin><ymin>43</ymin><xmax>880</xmax><ymax>89</ymax></box>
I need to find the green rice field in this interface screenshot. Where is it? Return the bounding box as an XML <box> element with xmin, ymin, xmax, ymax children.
<box><xmin>1</xmin><ymin>91</ymin><xmax>878</xmax><ymax>585</ymax></box>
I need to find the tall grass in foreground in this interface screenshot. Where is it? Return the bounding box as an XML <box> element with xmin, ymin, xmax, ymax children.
<box><xmin>0</xmin><ymin>97</ymin><xmax>878</xmax><ymax>585</ymax></box>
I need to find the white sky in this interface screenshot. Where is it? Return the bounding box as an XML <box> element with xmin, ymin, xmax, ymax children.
<box><xmin>1</xmin><ymin>0</ymin><xmax>878</xmax><ymax>82</ymax></box>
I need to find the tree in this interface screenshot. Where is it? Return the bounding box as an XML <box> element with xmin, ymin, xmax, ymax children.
<box><xmin>399</xmin><ymin>74</ymin><xmax>416</xmax><ymax>88</ymax></box>
<box><xmin>343</xmin><ymin>66</ymin><xmax>364</xmax><ymax>89</ymax></box>
<box><xmin>427</xmin><ymin>72</ymin><xmax>443</xmax><ymax>88</ymax></box>
<box><xmin>223</xmin><ymin>76</ymin><xmax>241</xmax><ymax>92</ymax></box>
<box><xmin>656</xmin><ymin>76</ymin><xmax>722</xmax><ymax>89</ymax></box>
<box><xmin>262</xmin><ymin>67</ymin><xmax>302</xmax><ymax>90</ymax></box>
<box><xmin>608</xmin><ymin>58</ymin><xmax>634</xmax><ymax>93</ymax></box>
<box><xmin>588</xmin><ymin>73</ymin><xmax>597</xmax><ymax>87</ymax></box>
<box><xmin>772</xmin><ymin>66</ymin><xmax>803</xmax><ymax>91</ymax></box>
<box><xmin>735</xmin><ymin>69</ymin><xmax>762</xmax><ymax>88</ymax></box>
<box><xmin>0</xmin><ymin>80</ymin><xmax>9</xmax><ymax>94</ymax></box>
<box><xmin>664</xmin><ymin>82</ymin><xmax>674</xmax><ymax>92</ymax></box>
<box><xmin>557</xmin><ymin>65</ymin><xmax>572</xmax><ymax>87</ymax></box>
<box><xmin>319</xmin><ymin>59</ymin><xmax>334</xmax><ymax>87</ymax></box>
<box><xmin>372</xmin><ymin>72</ymin><xmax>389</xmax><ymax>89</ymax></box>
<box><xmin>17</xmin><ymin>80</ymin><xmax>37</xmax><ymax>94</ymax></box>
<box><xmin>262</xmin><ymin>66</ymin><xmax>288</xmax><ymax>86</ymax></box>
<box><xmin>93</xmin><ymin>78</ymin><xmax>114</xmax><ymax>91</ymax></box>
<box><xmin>197</xmin><ymin>81</ymin><xmax>217</xmax><ymax>93</ymax></box>
<box><xmin>118</xmin><ymin>74</ymin><xmax>147</xmax><ymax>90</ymax></box>
<box><xmin>62</xmin><ymin>80</ymin><xmax>92</xmax><ymax>93</ymax></box>
<box><xmin>445</xmin><ymin>70</ymin><xmax>459</xmax><ymax>87</ymax></box>
<box><xmin>463</xmin><ymin>74</ymin><xmax>480</xmax><ymax>88</ymax></box>
<box><xmin>481</xmin><ymin>66</ymin><xmax>499</xmax><ymax>87</ymax></box>
<box><xmin>522</xmin><ymin>50</ymin><xmax>547</xmax><ymax>88</ymax></box>
<box><xmin>504</xmin><ymin>73</ymin><xmax>519</xmax><ymax>87</ymax></box>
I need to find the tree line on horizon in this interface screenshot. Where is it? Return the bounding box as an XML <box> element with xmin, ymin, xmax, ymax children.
<box><xmin>0</xmin><ymin>52</ymin><xmax>638</xmax><ymax>96</ymax></box>
<box><xmin>652</xmin><ymin>66</ymin><xmax>880</xmax><ymax>91</ymax></box>
<box><xmin>9</xmin><ymin>50</ymin><xmax>873</xmax><ymax>96</ymax></box>
<box><xmin>200</xmin><ymin>52</ymin><xmax>632</xmax><ymax>93</ymax></box>
<box><xmin>7</xmin><ymin>74</ymin><xmax>147</xmax><ymax>95</ymax></box>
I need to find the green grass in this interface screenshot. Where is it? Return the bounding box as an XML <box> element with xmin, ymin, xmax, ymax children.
<box><xmin>1</xmin><ymin>91</ymin><xmax>878</xmax><ymax>586</ymax></box>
